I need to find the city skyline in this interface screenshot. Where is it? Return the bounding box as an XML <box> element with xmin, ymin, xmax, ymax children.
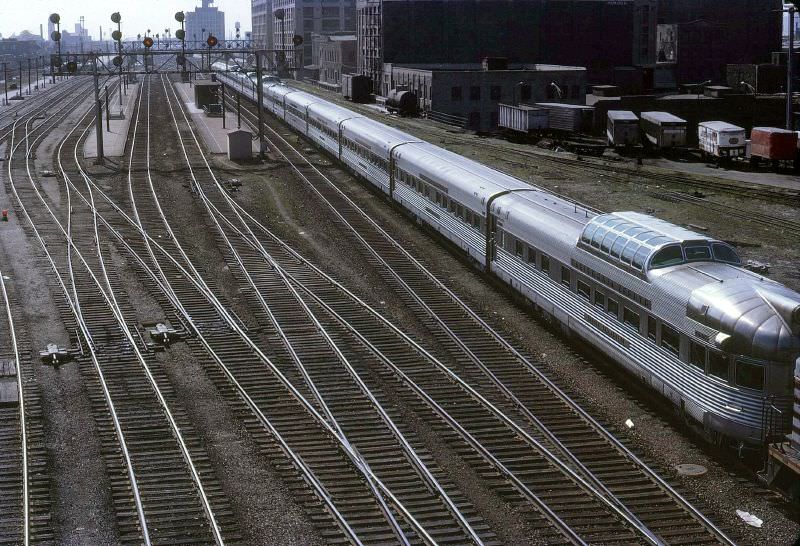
<box><xmin>0</xmin><ymin>0</ymin><xmax>252</xmax><ymax>41</ymax></box>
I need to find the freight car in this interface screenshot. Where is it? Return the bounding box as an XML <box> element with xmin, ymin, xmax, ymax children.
<box><xmin>498</xmin><ymin>103</ymin><xmax>549</xmax><ymax>134</ymax></box>
<box><xmin>341</xmin><ymin>74</ymin><xmax>372</xmax><ymax>103</ymax></box>
<box><xmin>640</xmin><ymin>112</ymin><xmax>687</xmax><ymax>149</ymax></box>
<box><xmin>535</xmin><ymin>102</ymin><xmax>594</xmax><ymax>133</ymax></box>
<box><xmin>606</xmin><ymin>110</ymin><xmax>639</xmax><ymax>147</ymax></box>
<box><xmin>213</xmin><ymin>69</ymin><xmax>800</xmax><ymax>451</ymax></box>
<box><xmin>386</xmin><ymin>89</ymin><xmax>418</xmax><ymax>116</ymax></box>
<box><xmin>698</xmin><ymin>121</ymin><xmax>746</xmax><ymax>160</ymax></box>
<box><xmin>749</xmin><ymin>127</ymin><xmax>798</xmax><ymax>167</ymax></box>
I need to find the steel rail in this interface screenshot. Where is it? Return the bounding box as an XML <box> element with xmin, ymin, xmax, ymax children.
<box><xmin>0</xmin><ymin>271</ymin><xmax>28</xmax><ymax>546</ymax></box>
<box><xmin>73</xmin><ymin>78</ymin><xmax>225</xmax><ymax>546</ymax></box>
<box><xmin>6</xmin><ymin>96</ymin><xmax>153</xmax><ymax>546</ymax></box>
<box><xmin>229</xmin><ymin>86</ymin><xmax>737</xmax><ymax>546</ymax></box>
<box><xmin>159</xmin><ymin>74</ymin><xmax>436</xmax><ymax>545</ymax></box>
<box><xmin>161</xmin><ymin>74</ymin><xmax>486</xmax><ymax>546</ymax></box>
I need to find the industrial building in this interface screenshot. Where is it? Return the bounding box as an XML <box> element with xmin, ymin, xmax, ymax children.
<box><xmin>357</xmin><ymin>0</ymin><xmax>654</xmax><ymax>93</ymax></box>
<box><xmin>271</xmin><ymin>0</ymin><xmax>356</xmax><ymax>68</ymax></box>
<box><xmin>186</xmin><ymin>0</ymin><xmax>226</xmax><ymax>47</ymax></box>
<box><xmin>311</xmin><ymin>33</ymin><xmax>357</xmax><ymax>89</ymax></box>
<box><xmin>251</xmin><ymin>0</ymin><xmax>273</xmax><ymax>50</ymax></box>
<box><xmin>383</xmin><ymin>60</ymin><xmax>586</xmax><ymax>131</ymax></box>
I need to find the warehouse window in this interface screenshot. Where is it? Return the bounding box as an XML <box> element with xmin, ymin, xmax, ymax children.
<box><xmin>451</xmin><ymin>86</ymin><xmax>462</xmax><ymax>101</ymax></box>
<box><xmin>490</xmin><ymin>85</ymin><xmax>501</xmax><ymax>101</ymax></box>
<box><xmin>660</xmin><ymin>324</ymin><xmax>679</xmax><ymax>356</ymax></box>
<box><xmin>470</xmin><ymin>86</ymin><xmax>481</xmax><ymax>100</ymax></box>
<box><xmin>709</xmin><ymin>352</ymin><xmax>728</xmax><ymax>381</ymax></box>
<box><xmin>736</xmin><ymin>360</ymin><xmax>764</xmax><ymax>391</ymax></box>
<box><xmin>690</xmin><ymin>342</ymin><xmax>706</xmax><ymax>370</ymax></box>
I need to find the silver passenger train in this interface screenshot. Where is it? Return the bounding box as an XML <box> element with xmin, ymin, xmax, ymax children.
<box><xmin>213</xmin><ymin>68</ymin><xmax>800</xmax><ymax>448</ymax></box>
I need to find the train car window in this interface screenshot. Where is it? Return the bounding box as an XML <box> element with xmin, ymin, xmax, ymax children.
<box><xmin>515</xmin><ymin>240</ymin><xmax>524</xmax><ymax>257</ymax></box>
<box><xmin>424</xmin><ymin>186</ymin><xmax>431</xmax><ymax>198</ymax></box>
<box><xmin>660</xmin><ymin>324</ymin><xmax>679</xmax><ymax>355</ymax></box>
<box><xmin>610</xmin><ymin>237</ymin><xmax>627</xmax><ymax>259</ymax></box>
<box><xmin>435</xmin><ymin>192</ymin><xmax>442</xmax><ymax>206</ymax></box>
<box><xmin>689</xmin><ymin>342</ymin><xmax>706</xmax><ymax>370</ymax></box>
<box><xmin>735</xmin><ymin>360</ymin><xmax>764</xmax><ymax>391</ymax></box>
<box><xmin>632</xmin><ymin>246</ymin><xmax>651</xmax><ymax>270</ymax></box>
<box><xmin>448</xmin><ymin>200</ymin><xmax>456</xmax><ymax>213</ymax></box>
<box><xmin>456</xmin><ymin>204</ymin><xmax>463</xmax><ymax>218</ymax></box>
<box><xmin>650</xmin><ymin>245</ymin><xmax>684</xmax><ymax>269</ymax></box>
<box><xmin>527</xmin><ymin>246</ymin><xmax>536</xmax><ymax>263</ymax></box>
<box><xmin>577</xmin><ymin>280</ymin><xmax>591</xmax><ymax>299</ymax></box>
<box><xmin>685</xmin><ymin>246</ymin><xmax>712</xmax><ymax>262</ymax></box>
<box><xmin>472</xmin><ymin>215</ymin><xmax>481</xmax><ymax>229</ymax></box>
<box><xmin>712</xmin><ymin>243</ymin><xmax>741</xmax><ymax>264</ymax></box>
<box><xmin>541</xmin><ymin>254</ymin><xmax>551</xmax><ymax>273</ymax></box>
<box><xmin>594</xmin><ymin>291</ymin><xmax>606</xmax><ymax>309</ymax></box>
<box><xmin>599</xmin><ymin>231</ymin><xmax>616</xmax><ymax>253</ymax></box>
<box><xmin>607</xmin><ymin>298</ymin><xmax>619</xmax><ymax>318</ymax></box>
<box><xmin>647</xmin><ymin>316</ymin><xmax>657</xmax><ymax>340</ymax></box>
<box><xmin>623</xmin><ymin>307</ymin><xmax>640</xmax><ymax>331</ymax></box>
<box><xmin>590</xmin><ymin>227</ymin><xmax>608</xmax><ymax>248</ymax></box>
<box><xmin>465</xmin><ymin>210</ymin><xmax>473</xmax><ymax>225</ymax></box>
<box><xmin>561</xmin><ymin>267</ymin><xmax>572</xmax><ymax>288</ymax></box>
<box><xmin>708</xmin><ymin>352</ymin><xmax>729</xmax><ymax>381</ymax></box>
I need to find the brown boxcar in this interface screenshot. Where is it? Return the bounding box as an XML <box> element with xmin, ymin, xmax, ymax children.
<box><xmin>750</xmin><ymin>127</ymin><xmax>798</xmax><ymax>161</ymax></box>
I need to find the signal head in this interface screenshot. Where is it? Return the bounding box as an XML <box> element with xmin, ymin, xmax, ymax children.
<box><xmin>143</xmin><ymin>36</ymin><xmax>154</xmax><ymax>48</ymax></box>
<box><xmin>111</xmin><ymin>12</ymin><xmax>121</xmax><ymax>24</ymax></box>
<box><xmin>206</xmin><ymin>35</ymin><xmax>218</xmax><ymax>47</ymax></box>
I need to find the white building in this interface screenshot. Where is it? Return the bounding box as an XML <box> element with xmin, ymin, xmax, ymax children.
<box><xmin>186</xmin><ymin>0</ymin><xmax>226</xmax><ymax>47</ymax></box>
<box><xmin>251</xmin><ymin>0</ymin><xmax>273</xmax><ymax>50</ymax></box>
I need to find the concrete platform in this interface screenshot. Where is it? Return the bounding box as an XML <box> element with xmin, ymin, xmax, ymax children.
<box><xmin>174</xmin><ymin>82</ymin><xmax>259</xmax><ymax>156</ymax></box>
<box><xmin>84</xmin><ymin>84</ymin><xmax>140</xmax><ymax>159</ymax></box>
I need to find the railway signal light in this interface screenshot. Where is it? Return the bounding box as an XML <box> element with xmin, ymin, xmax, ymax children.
<box><xmin>66</xmin><ymin>61</ymin><xmax>78</xmax><ymax>74</ymax></box>
<box><xmin>206</xmin><ymin>35</ymin><xmax>218</xmax><ymax>47</ymax></box>
<box><xmin>175</xmin><ymin>29</ymin><xmax>185</xmax><ymax>41</ymax></box>
<box><xmin>292</xmin><ymin>34</ymin><xmax>303</xmax><ymax>47</ymax></box>
<box><xmin>113</xmin><ymin>56</ymin><xmax>123</xmax><ymax>67</ymax></box>
<box><xmin>175</xmin><ymin>11</ymin><xmax>185</xmax><ymax>23</ymax></box>
<box><xmin>111</xmin><ymin>30</ymin><xmax>122</xmax><ymax>42</ymax></box>
<box><xmin>50</xmin><ymin>55</ymin><xmax>62</xmax><ymax>68</ymax></box>
<box><xmin>50</xmin><ymin>31</ymin><xmax>61</xmax><ymax>42</ymax></box>
<box><xmin>49</xmin><ymin>13</ymin><xmax>60</xmax><ymax>25</ymax></box>
<box><xmin>111</xmin><ymin>12</ymin><xmax>121</xmax><ymax>24</ymax></box>
<box><xmin>143</xmin><ymin>36</ymin><xmax>154</xmax><ymax>48</ymax></box>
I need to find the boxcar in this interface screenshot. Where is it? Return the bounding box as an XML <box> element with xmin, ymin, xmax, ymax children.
<box><xmin>534</xmin><ymin>103</ymin><xmax>595</xmax><ymax>133</ymax></box>
<box><xmin>606</xmin><ymin>110</ymin><xmax>639</xmax><ymax>147</ymax></box>
<box><xmin>750</xmin><ymin>127</ymin><xmax>798</xmax><ymax>163</ymax></box>
<box><xmin>341</xmin><ymin>74</ymin><xmax>372</xmax><ymax>103</ymax></box>
<box><xmin>640</xmin><ymin>111</ymin><xmax>687</xmax><ymax>149</ymax></box>
<box><xmin>498</xmin><ymin>104</ymin><xmax>549</xmax><ymax>134</ymax></box>
<box><xmin>698</xmin><ymin>121</ymin><xmax>746</xmax><ymax>159</ymax></box>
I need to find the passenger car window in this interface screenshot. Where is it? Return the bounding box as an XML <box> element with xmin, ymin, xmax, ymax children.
<box><xmin>660</xmin><ymin>324</ymin><xmax>679</xmax><ymax>355</ymax></box>
<box><xmin>526</xmin><ymin>246</ymin><xmax>536</xmax><ymax>263</ymax></box>
<box><xmin>735</xmin><ymin>360</ymin><xmax>764</xmax><ymax>391</ymax></box>
<box><xmin>689</xmin><ymin>342</ymin><xmax>706</xmax><ymax>370</ymax></box>
<box><xmin>712</xmin><ymin>243</ymin><xmax>741</xmax><ymax>264</ymax></box>
<box><xmin>577</xmin><ymin>280</ymin><xmax>591</xmax><ymax>299</ymax></box>
<box><xmin>515</xmin><ymin>240</ymin><xmax>524</xmax><ymax>257</ymax></box>
<box><xmin>541</xmin><ymin>254</ymin><xmax>550</xmax><ymax>273</ymax></box>
<box><xmin>623</xmin><ymin>307</ymin><xmax>640</xmax><ymax>332</ymax></box>
<box><xmin>607</xmin><ymin>298</ymin><xmax>619</xmax><ymax>318</ymax></box>
<box><xmin>685</xmin><ymin>246</ymin><xmax>712</xmax><ymax>262</ymax></box>
<box><xmin>708</xmin><ymin>351</ymin><xmax>728</xmax><ymax>381</ymax></box>
<box><xmin>594</xmin><ymin>291</ymin><xmax>606</xmax><ymax>309</ymax></box>
<box><xmin>647</xmin><ymin>316</ymin><xmax>657</xmax><ymax>340</ymax></box>
<box><xmin>650</xmin><ymin>245</ymin><xmax>684</xmax><ymax>269</ymax></box>
<box><xmin>561</xmin><ymin>266</ymin><xmax>571</xmax><ymax>288</ymax></box>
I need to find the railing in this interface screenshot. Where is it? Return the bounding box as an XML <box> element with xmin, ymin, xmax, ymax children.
<box><xmin>762</xmin><ymin>395</ymin><xmax>793</xmax><ymax>446</ymax></box>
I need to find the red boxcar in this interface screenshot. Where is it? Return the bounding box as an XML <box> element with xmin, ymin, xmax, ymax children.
<box><xmin>750</xmin><ymin>127</ymin><xmax>798</xmax><ymax>161</ymax></box>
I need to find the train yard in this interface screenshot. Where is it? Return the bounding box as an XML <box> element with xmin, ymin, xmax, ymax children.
<box><xmin>0</xmin><ymin>72</ymin><xmax>799</xmax><ymax>545</ymax></box>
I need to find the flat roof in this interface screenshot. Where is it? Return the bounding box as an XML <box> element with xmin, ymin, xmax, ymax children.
<box><xmin>608</xmin><ymin>110</ymin><xmax>638</xmax><ymax>121</ymax></box>
<box><xmin>699</xmin><ymin>121</ymin><xmax>744</xmax><ymax>132</ymax></box>
<box><xmin>641</xmin><ymin>111</ymin><xmax>686</xmax><ymax>123</ymax></box>
<box><xmin>391</xmin><ymin>62</ymin><xmax>585</xmax><ymax>72</ymax></box>
<box><xmin>535</xmin><ymin>102</ymin><xmax>594</xmax><ymax>110</ymax></box>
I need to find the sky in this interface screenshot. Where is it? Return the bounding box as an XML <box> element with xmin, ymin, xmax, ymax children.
<box><xmin>0</xmin><ymin>0</ymin><xmax>252</xmax><ymax>40</ymax></box>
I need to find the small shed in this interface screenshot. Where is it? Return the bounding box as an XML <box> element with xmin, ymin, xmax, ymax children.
<box><xmin>194</xmin><ymin>82</ymin><xmax>221</xmax><ymax>110</ymax></box>
<box><xmin>227</xmin><ymin>130</ymin><xmax>252</xmax><ymax>161</ymax></box>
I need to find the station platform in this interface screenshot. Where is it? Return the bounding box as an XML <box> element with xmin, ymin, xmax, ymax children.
<box><xmin>173</xmin><ymin>82</ymin><xmax>259</xmax><ymax>156</ymax></box>
<box><xmin>84</xmin><ymin>84</ymin><xmax>139</xmax><ymax>159</ymax></box>
<box><xmin>0</xmin><ymin>76</ymin><xmax>68</xmax><ymax>113</ymax></box>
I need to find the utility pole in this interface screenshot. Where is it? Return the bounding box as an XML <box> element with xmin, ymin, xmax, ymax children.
<box><xmin>27</xmin><ymin>58</ymin><xmax>31</xmax><ymax>95</ymax></box>
<box><xmin>17</xmin><ymin>62</ymin><xmax>23</xmax><ymax>98</ymax></box>
<box><xmin>788</xmin><ymin>6</ymin><xmax>796</xmax><ymax>130</ymax></box>
<box><xmin>3</xmin><ymin>63</ymin><xmax>7</xmax><ymax>105</ymax></box>
<box><xmin>256</xmin><ymin>50</ymin><xmax>266</xmax><ymax>159</ymax></box>
<box><xmin>92</xmin><ymin>56</ymin><xmax>104</xmax><ymax>162</ymax></box>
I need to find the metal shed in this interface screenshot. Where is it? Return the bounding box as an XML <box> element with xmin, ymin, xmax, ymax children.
<box><xmin>227</xmin><ymin>130</ymin><xmax>252</xmax><ymax>161</ymax></box>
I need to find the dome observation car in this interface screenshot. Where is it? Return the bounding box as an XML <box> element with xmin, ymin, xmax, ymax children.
<box><xmin>578</xmin><ymin>211</ymin><xmax>740</xmax><ymax>276</ymax></box>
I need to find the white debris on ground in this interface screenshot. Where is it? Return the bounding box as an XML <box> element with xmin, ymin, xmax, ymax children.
<box><xmin>736</xmin><ymin>510</ymin><xmax>763</xmax><ymax>528</ymax></box>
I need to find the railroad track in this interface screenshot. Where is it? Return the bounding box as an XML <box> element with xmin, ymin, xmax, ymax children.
<box><xmin>223</xmin><ymin>87</ymin><xmax>739</xmax><ymax>545</ymax></box>
<box><xmin>6</xmin><ymin>77</ymin><xmax>238</xmax><ymax>544</ymax></box>
<box><xmin>0</xmin><ymin>272</ymin><xmax>53</xmax><ymax>545</ymax></box>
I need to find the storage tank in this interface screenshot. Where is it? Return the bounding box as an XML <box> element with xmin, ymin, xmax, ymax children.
<box><xmin>386</xmin><ymin>90</ymin><xmax>418</xmax><ymax>116</ymax></box>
